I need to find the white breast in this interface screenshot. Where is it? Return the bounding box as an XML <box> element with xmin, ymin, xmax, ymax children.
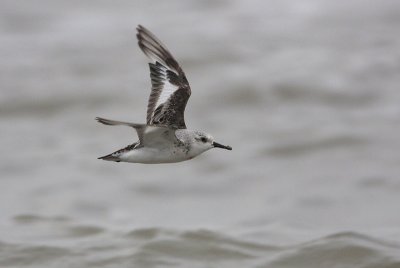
<box><xmin>120</xmin><ymin>145</ymin><xmax>190</xmax><ymax>164</ymax></box>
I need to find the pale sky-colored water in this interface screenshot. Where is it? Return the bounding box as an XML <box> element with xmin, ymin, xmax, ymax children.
<box><xmin>1</xmin><ymin>0</ymin><xmax>400</xmax><ymax>267</ymax></box>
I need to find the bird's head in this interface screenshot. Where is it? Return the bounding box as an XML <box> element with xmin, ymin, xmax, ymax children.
<box><xmin>190</xmin><ymin>131</ymin><xmax>232</xmax><ymax>155</ymax></box>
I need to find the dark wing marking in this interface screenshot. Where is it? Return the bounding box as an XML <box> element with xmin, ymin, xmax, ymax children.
<box><xmin>136</xmin><ymin>25</ymin><xmax>191</xmax><ymax>129</ymax></box>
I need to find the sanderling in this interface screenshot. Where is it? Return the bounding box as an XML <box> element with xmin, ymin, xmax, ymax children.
<box><xmin>96</xmin><ymin>25</ymin><xmax>232</xmax><ymax>164</ymax></box>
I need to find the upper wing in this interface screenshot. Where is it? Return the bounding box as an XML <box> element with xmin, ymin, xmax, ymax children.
<box><xmin>136</xmin><ymin>25</ymin><xmax>191</xmax><ymax>129</ymax></box>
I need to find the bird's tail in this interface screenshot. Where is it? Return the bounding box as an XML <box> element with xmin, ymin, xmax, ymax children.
<box><xmin>98</xmin><ymin>142</ymin><xmax>138</xmax><ymax>162</ymax></box>
<box><xmin>98</xmin><ymin>154</ymin><xmax>121</xmax><ymax>162</ymax></box>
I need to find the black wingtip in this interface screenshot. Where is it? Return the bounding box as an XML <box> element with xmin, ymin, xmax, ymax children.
<box><xmin>97</xmin><ymin>154</ymin><xmax>109</xmax><ymax>160</ymax></box>
<box><xmin>137</xmin><ymin>24</ymin><xmax>143</xmax><ymax>30</ymax></box>
<box><xmin>95</xmin><ymin>117</ymin><xmax>112</xmax><ymax>126</ymax></box>
<box><xmin>98</xmin><ymin>154</ymin><xmax>121</xmax><ymax>162</ymax></box>
<box><xmin>136</xmin><ymin>25</ymin><xmax>147</xmax><ymax>38</ymax></box>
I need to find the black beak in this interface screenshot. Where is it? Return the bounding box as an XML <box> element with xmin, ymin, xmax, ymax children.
<box><xmin>213</xmin><ymin>142</ymin><xmax>232</xmax><ymax>150</ymax></box>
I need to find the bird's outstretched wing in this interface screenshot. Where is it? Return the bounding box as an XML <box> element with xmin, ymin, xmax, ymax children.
<box><xmin>96</xmin><ymin>117</ymin><xmax>181</xmax><ymax>161</ymax></box>
<box><xmin>96</xmin><ymin>117</ymin><xmax>180</xmax><ymax>146</ymax></box>
<box><xmin>136</xmin><ymin>25</ymin><xmax>191</xmax><ymax>129</ymax></box>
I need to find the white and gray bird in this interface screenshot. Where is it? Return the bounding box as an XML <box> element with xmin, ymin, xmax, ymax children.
<box><xmin>96</xmin><ymin>25</ymin><xmax>232</xmax><ymax>164</ymax></box>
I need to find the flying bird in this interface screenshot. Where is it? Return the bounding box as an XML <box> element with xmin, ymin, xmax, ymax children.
<box><xmin>96</xmin><ymin>25</ymin><xmax>232</xmax><ymax>164</ymax></box>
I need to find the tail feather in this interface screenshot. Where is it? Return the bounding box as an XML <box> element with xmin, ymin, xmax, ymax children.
<box><xmin>98</xmin><ymin>142</ymin><xmax>139</xmax><ymax>162</ymax></box>
<box><xmin>98</xmin><ymin>154</ymin><xmax>121</xmax><ymax>162</ymax></box>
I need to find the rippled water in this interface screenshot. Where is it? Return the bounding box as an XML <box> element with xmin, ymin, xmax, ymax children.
<box><xmin>1</xmin><ymin>0</ymin><xmax>400</xmax><ymax>267</ymax></box>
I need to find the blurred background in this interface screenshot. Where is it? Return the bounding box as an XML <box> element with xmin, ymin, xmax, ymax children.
<box><xmin>1</xmin><ymin>0</ymin><xmax>400</xmax><ymax>267</ymax></box>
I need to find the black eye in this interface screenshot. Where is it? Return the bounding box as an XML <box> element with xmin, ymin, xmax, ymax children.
<box><xmin>201</xmin><ymin>137</ymin><xmax>207</xmax><ymax>143</ymax></box>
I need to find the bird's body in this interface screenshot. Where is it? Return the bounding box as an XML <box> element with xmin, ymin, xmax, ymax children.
<box><xmin>97</xmin><ymin>25</ymin><xmax>231</xmax><ymax>164</ymax></box>
<box><xmin>116</xmin><ymin>130</ymin><xmax>208</xmax><ymax>163</ymax></box>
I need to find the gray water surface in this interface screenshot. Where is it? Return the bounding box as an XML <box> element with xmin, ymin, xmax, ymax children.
<box><xmin>1</xmin><ymin>0</ymin><xmax>400</xmax><ymax>267</ymax></box>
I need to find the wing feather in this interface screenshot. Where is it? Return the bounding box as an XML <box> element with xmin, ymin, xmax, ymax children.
<box><xmin>136</xmin><ymin>25</ymin><xmax>191</xmax><ymax>129</ymax></box>
<box><xmin>96</xmin><ymin>117</ymin><xmax>179</xmax><ymax>147</ymax></box>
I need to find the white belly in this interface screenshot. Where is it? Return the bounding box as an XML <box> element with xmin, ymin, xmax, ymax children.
<box><xmin>120</xmin><ymin>146</ymin><xmax>190</xmax><ymax>164</ymax></box>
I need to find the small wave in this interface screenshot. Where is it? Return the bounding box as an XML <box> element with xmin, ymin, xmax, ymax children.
<box><xmin>13</xmin><ymin>214</ymin><xmax>70</xmax><ymax>224</ymax></box>
<box><xmin>0</xmin><ymin>95</ymin><xmax>113</xmax><ymax>118</ymax></box>
<box><xmin>0</xmin><ymin>241</ymin><xmax>74</xmax><ymax>267</ymax></box>
<box><xmin>13</xmin><ymin>214</ymin><xmax>104</xmax><ymax>239</ymax></box>
<box><xmin>264</xmin><ymin>134</ymin><xmax>367</xmax><ymax>157</ymax></box>
<box><xmin>2</xmin><ymin>228</ymin><xmax>400</xmax><ymax>268</ymax></box>
<box><xmin>262</xmin><ymin>231</ymin><xmax>400</xmax><ymax>268</ymax></box>
<box><xmin>271</xmin><ymin>83</ymin><xmax>377</xmax><ymax>107</ymax></box>
<box><xmin>65</xmin><ymin>225</ymin><xmax>104</xmax><ymax>237</ymax></box>
<box><xmin>111</xmin><ymin>228</ymin><xmax>279</xmax><ymax>267</ymax></box>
